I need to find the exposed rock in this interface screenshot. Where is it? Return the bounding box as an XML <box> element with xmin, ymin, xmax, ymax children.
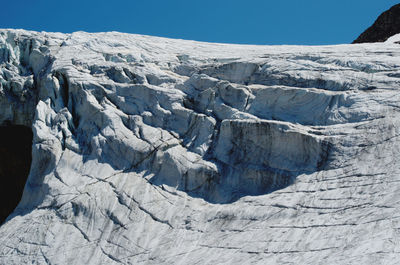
<box><xmin>353</xmin><ymin>4</ymin><xmax>400</xmax><ymax>43</ymax></box>
<box><xmin>0</xmin><ymin>29</ymin><xmax>400</xmax><ymax>264</ymax></box>
<box><xmin>0</xmin><ymin>125</ymin><xmax>32</xmax><ymax>224</ymax></box>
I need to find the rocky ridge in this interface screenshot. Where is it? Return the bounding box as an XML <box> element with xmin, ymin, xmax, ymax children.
<box><xmin>353</xmin><ymin>4</ymin><xmax>400</xmax><ymax>43</ymax></box>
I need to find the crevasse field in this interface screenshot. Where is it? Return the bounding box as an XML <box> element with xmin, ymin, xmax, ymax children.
<box><xmin>0</xmin><ymin>30</ymin><xmax>400</xmax><ymax>264</ymax></box>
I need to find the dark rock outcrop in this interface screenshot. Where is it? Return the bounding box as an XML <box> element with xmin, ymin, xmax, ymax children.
<box><xmin>353</xmin><ymin>4</ymin><xmax>400</xmax><ymax>43</ymax></box>
<box><xmin>0</xmin><ymin>125</ymin><xmax>32</xmax><ymax>224</ymax></box>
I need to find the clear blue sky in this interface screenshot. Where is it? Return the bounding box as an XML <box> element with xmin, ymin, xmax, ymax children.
<box><xmin>1</xmin><ymin>0</ymin><xmax>399</xmax><ymax>45</ymax></box>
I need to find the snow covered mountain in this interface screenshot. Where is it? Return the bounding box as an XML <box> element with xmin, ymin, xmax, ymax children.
<box><xmin>0</xmin><ymin>29</ymin><xmax>400</xmax><ymax>264</ymax></box>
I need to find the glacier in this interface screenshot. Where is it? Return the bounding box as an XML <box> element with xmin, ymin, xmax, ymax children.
<box><xmin>0</xmin><ymin>29</ymin><xmax>400</xmax><ymax>264</ymax></box>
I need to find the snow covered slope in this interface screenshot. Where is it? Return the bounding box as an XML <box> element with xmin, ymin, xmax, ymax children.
<box><xmin>1</xmin><ymin>29</ymin><xmax>400</xmax><ymax>264</ymax></box>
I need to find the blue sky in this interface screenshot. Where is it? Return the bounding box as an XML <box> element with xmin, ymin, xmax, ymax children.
<box><xmin>1</xmin><ymin>0</ymin><xmax>399</xmax><ymax>45</ymax></box>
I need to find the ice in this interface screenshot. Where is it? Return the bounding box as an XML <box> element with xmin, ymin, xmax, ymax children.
<box><xmin>0</xmin><ymin>29</ymin><xmax>399</xmax><ymax>264</ymax></box>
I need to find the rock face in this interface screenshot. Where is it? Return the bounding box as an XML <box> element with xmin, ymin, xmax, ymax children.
<box><xmin>353</xmin><ymin>4</ymin><xmax>400</xmax><ymax>43</ymax></box>
<box><xmin>1</xmin><ymin>29</ymin><xmax>400</xmax><ymax>264</ymax></box>
<box><xmin>0</xmin><ymin>125</ymin><xmax>32</xmax><ymax>224</ymax></box>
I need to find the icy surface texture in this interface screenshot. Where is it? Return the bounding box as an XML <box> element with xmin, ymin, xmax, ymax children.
<box><xmin>1</xmin><ymin>29</ymin><xmax>400</xmax><ymax>264</ymax></box>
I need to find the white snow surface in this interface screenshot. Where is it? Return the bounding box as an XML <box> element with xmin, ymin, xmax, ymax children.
<box><xmin>386</xmin><ymin>33</ymin><xmax>400</xmax><ymax>43</ymax></box>
<box><xmin>0</xmin><ymin>29</ymin><xmax>400</xmax><ymax>264</ymax></box>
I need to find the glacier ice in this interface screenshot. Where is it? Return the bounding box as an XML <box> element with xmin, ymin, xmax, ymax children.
<box><xmin>0</xmin><ymin>29</ymin><xmax>400</xmax><ymax>264</ymax></box>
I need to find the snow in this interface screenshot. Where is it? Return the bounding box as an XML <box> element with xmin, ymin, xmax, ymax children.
<box><xmin>385</xmin><ymin>33</ymin><xmax>400</xmax><ymax>43</ymax></box>
<box><xmin>0</xmin><ymin>29</ymin><xmax>400</xmax><ymax>264</ymax></box>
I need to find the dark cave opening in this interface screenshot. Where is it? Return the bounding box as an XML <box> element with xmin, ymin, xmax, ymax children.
<box><xmin>0</xmin><ymin>125</ymin><xmax>33</xmax><ymax>225</ymax></box>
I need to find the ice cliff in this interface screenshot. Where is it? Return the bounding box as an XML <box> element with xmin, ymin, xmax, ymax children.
<box><xmin>0</xmin><ymin>29</ymin><xmax>400</xmax><ymax>264</ymax></box>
